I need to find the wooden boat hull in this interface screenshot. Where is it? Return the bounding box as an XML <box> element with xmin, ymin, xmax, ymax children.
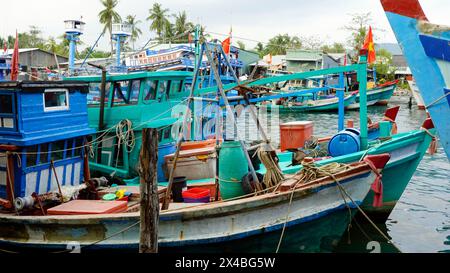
<box><xmin>346</xmin><ymin>83</ymin><xmax>396</xmax><ymax>110</ymax></box>
<box><xmin>0</xmin><ymin>167</ymin><xmax>375</xmax><ymax>251</ymax></box>
<box><xmin>264</xmin><ymin>94</ymin><xmax>356</xmax><ymax>113</ymax></box>
<box><xmin>272</xmin><ymin>129</ymin><xmax>434</xmax><ymax>215</ymax></box>
<box><xmin>382</xmin><ymin>0</ymin><xmax>450</xmax><ymax>159</ymax></box>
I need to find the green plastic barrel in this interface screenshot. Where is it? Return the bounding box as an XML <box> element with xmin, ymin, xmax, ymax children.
<box><xmin>219</xmin><ymin>141</ymin><xmax>248</xmax><ymax>200</ymax></box>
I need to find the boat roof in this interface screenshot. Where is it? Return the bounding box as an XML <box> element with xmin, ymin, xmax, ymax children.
<box><xmin>0</xmin><ymin>80</ymin><xmax>89</xmax><ymax>92</ymax></box>
<box><xmin>65</xmin><ymin>70</ymin><xmax>193</xmax><ymax>82</ymax></box>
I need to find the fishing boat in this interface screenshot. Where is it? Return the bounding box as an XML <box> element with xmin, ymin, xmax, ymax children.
<box><xmin>381</xmin><ymin>0</ymin><xmax>450</xmax><ymax>159</ymax></box>
<box><xmin>0</xmin><ymin>151</ymin><xmax>389</xmax><ymax>251</ymax></box>
<box><xmin>407</xmin><ymin>79</ymin><xmax>425</xmax><ymax>110</ymax></box>
<box><xmin>346</xmin><ymin>80</ymin><xmax>398</xmax><ymax>110</ymax></box>
<box><xmin>70</xmin><ymin>44</ymin><xmax>434</xmax><ymax>216</ymax></box>
<box><xmin>263</xmin><ymin>92</ymin><xmax>357</xmax><ymax>113</ymax></box>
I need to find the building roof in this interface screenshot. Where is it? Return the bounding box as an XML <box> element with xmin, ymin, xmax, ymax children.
<box><xmin>2</xmin><ymin>48</ymin><xmax>68</xmax><ymax>59</ymax></box>
<box><xmin>286</xmin><ymin>50</ymin><xmax>323</xmax><ymax>61</ymax></box>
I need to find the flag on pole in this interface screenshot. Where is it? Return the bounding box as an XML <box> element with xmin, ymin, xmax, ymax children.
<box><xmin>362</xmin><ymin>26</ymin><xmax>376</xmax><ymax>64</ymax></box>
<box><xmin>3</xmin><ymin>41</ymin><xmax>7</xmax><ymax>54</ymax></box>
<box><xmin>10</xmin><ymin>31</ymin><xmax>19</xmax><ymax>81</ymax></box>
<box><xmin>222</xmin><ymin>37</ymin><xmax>231</xmax><ymax>54</ymax></box>
<box><xmin>222</xmin><ymin>27</ymin><xmax>232</xmax><ymax>55</ymax></box>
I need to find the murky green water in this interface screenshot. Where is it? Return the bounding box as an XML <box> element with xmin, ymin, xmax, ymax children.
<box><xmin>256</xmin><ymin>95</ymin><xmax>449</xmax><ymax>253</ymax></box>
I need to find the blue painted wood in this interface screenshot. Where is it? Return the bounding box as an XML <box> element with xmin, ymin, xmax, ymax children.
<box><xmin>384</xmin><ymin>10</ymin><xmax>450</xmax><ymax>159</ymax></box>
<box><xmin>445</xmin><ymin>88</ymin><xmax>450</xmax><ymax>107</ymax></box>
<box><xmin>419</xmin><ymin>34</ymin><xmax>450</xmax><ymax>62</ymax></box>
<box><xmin>0</xmin><ymin>82</ymin><xmax>95</xmax><ymax>146</ymax></box>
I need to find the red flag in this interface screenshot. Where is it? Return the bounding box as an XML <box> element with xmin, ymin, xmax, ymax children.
<box><xmin>3</xmin><ymin>41</ymin><xmax>7</xmax><ymax>53</ymax></box>
<box><xmin>222</xmin><ymin>37</ymin><xmax>231</xmax><ymax>54</ymax></box>
<box><xmin>362</xmin><ymin>26</ymin><xmax>376</xmax><ymax>64</ymax></box>
<box><xmin>10</xmin><ymin>31</ymin><xmax>19</xmax><ymax>81</ymax></box>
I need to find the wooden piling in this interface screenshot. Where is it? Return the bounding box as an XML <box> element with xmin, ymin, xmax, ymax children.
<box><xmin>139</xmin><ymin>128</ymin><xmax>159</xmax><ymax>253</ymax></box>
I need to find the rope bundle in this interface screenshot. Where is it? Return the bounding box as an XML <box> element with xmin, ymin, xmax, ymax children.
<box><xmin>295</xmin><ymin>159</ymin><xmax>351</xmax><ymax>186</ymax></box>
<box><xmin>257</xmin><ymin>146</ymin><xmax>285</xmax><ymax>189</ymax></box>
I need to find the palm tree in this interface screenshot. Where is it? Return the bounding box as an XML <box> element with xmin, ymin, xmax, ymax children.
<box><xmin>126</xmin><ymin>15</ymin><xmax>142</xmax><ymax>50</ymax></box>
<box><xmin>174</xmin><ymin>11</ymin><xmax>194</xmax><ymax>42</ymax></box>
<box><xmin>147</xmin><ymin>3</ymin><xmax>170</xmax><ymax>42</ymax></box>
<box><xmin>98</xmin><ymin>0</ymin><xmax>121</xmax><ymax>55</ymax></box>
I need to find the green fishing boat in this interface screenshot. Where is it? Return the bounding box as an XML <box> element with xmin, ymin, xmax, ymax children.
<box><xmin>64</xmin><ymin>45</ymin><xmax>433</xmax><ymax>217</ymax></box>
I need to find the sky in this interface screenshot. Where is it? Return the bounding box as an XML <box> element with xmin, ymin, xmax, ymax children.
<box><xmin>1</xmin><ymin>0</ymin><xmax>449</xmax><ymax>52</ymax></box>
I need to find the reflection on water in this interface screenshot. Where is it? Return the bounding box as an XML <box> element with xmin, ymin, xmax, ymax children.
<box><xmin>244</xmin><ymin>96</ymin><xmax>449</xmax><ymax>253</ymax></box>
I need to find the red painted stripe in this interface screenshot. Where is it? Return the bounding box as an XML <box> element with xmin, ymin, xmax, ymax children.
<box><xmin>381</xmin><ymin>0</ymin><xmax>428</xmax><ymax>21</ymax></box>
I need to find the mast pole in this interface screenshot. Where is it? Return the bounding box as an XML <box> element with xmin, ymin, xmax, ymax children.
<box><xmin>358</xmin><ymin>50</ymin><xmax>369</xmax><ymax>150</ymax></box>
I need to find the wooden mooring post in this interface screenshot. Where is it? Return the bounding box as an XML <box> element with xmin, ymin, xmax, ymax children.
<box><xmin>139</xmin><ymin>128</ymin><xmax>159</xmax><ymax>253</ymax></box>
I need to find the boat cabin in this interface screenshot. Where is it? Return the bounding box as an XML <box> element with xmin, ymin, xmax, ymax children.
<box><xmin>0</xmin><ymin>81</ymin><xmax>94</xmax><ymax>200</ymax></box>
<box><xmin>66</xmin><ymin>71</ymin><xmax>203</xmax><ymax>179</ymax></box>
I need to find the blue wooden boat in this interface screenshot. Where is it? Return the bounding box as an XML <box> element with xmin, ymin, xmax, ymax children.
<box><xmin>0</xmin><ymin>81</ymin><xmax>94</xmax><ymax>204</ymax></box>
<box><xmin>381</xmin><ymin>0</ymin><xmax>450</xmax><ymax>159</ymax></box>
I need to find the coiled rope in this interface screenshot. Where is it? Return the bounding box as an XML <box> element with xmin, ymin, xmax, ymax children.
<box><xmin>257</xmin><ymin>146</ymin><xmax>285</xmax><ymax>189</ymax></box>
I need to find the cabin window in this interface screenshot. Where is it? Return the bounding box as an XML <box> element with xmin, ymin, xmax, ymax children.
<box><xmin>25</xmin><ymin>145</ymin><xmax>38</xmax><ymax>167</ymax></box>
<box><xmin>171</xmin><ymin>81</ymin><xmax>182</xmax><ymax>94</ymax></box>
<box><xmin>44</xmin><ymin>89</ymin><xmax>69</xmax><ymax>112</ymax></box>
<box><xmin>164</xmin><ymin>127</ymin><xmax>171</xmax><ymax>139</ymax></box>
<box><xmin>0</xmin><ymin>94</ymin><xmax>15</xmax><ymax>130</ymax></box>
<box><xmin>51</xmin><ymin>140</ymin><xmax>66</xmax><ymax>161</ymax></box>
<box><xmin>112</xmin><ymin>81</ymin><xmax>129</xmax><ymax>106</ymax></box>
<box><xmin>73</xmin><ymin>137</ymin><xmax>84</xmax><ymax>158</ymax></box>
<box><xmin>159</xmin><ymin>80</ymin><xmax>169</xmax><ymax>99</ymax></box>
<box><xmin>39</xmin><ymin>143</ymin><xmax>49</xmax><ymax>165</ymax></box>
<box><xmin>87</xmin><ymin>82</ymin><xmax>111</xmax><ymax>105</ymax></box>
<box><xmin>129</xmin><ymin>80</ymin><xmax>140</xmax><ymax>104</ymax></box>
<box><xmin>143</xmin><ymin>80</ymin><xmax>157</xmax><ymax>101</ymax></box>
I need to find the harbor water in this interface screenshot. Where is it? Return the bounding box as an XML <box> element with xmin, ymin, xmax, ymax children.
<box><xmin>232</xmin><ymin>95</ymin><xmax>449</xmax><ymax>253</ymax></box>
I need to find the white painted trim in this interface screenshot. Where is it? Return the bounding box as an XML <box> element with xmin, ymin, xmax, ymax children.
<box><xmin>43</xmin><ymin>89</ymin><xmax>70</xmax><ymax>112</ymax></box>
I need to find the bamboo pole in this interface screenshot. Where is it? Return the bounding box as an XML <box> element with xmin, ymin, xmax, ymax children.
<box><xmin>139</xmin><ymin>128</ymin><xmax>159</xmax><ymax>253</ymax></box>
<box><xmin>203</xmin><ymin>43</ymin><xmax>261</xmax><ymax>186</ymax></box>
<box><xmin>161</xmin><ymin>44</ymin><xmax>204</xmax><ymax>210</ymax></box>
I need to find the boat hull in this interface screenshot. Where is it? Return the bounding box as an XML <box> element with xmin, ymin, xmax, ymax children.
<box><xmin>382</xmin><ymin>0</ymin><xmax>450</xmax><ymax>159</ymax></box>
<box><xmin>0</xmin><ymin>169</ymin><xmax>375</xmax><ymax>251</ymax></box>
<box><xmin>272</xmin><ymin>130</ymin><xmax>433</xmax><ymax>215</ymax></box>
<box><xmin>264</xmin><ymin>95</ymin><xmax>356</xmax><ymax>112</ymax></box>
<box><xmin>346</xmin><ymin>84</ymin><xmax>396</xmax><ymax>110</ymax></box>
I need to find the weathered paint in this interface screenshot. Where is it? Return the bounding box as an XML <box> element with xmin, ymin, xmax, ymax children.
<box><xmin>0</xmin><ymin>165</ymin><xmax>375</xmax><ymax>249</ymax></box>
<box><xmin>381</xmin><ymin>0</ymin><xmax>450</xmax><ymax>158</ymax></box>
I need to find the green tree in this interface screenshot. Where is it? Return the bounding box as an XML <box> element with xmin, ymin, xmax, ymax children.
<box><xmin>344</xmin><ymin>12</ymin><xmax>372</xmax><ymax>59</ymax></box>
<box><xmin>147</xmin><ymin>3</ymin><xmax>170</xmax><ymax>42</ymax></box>
<box><xmin>174</xmin><ymin>11</ymin><xmax>194</xmax><ymax>43</ymax></box>
<box><xmin>265</xmin><ymin>34</ymin><xmax>302</xmax><ymax>55</ymax></box>
<box><xmin>373</xmin><ymin>48</ymin><xmax>395</xmax><ymax>81</ymax></box>
<box><xmin>126</xmin><ymin>15</ymin><xmax>142</xmax><ymax>50</ymax></box>
<box><xmin>321</xmin><ymin>42</ymin><xmax>346</xmax><ymax>53</ymax></box>
<box><xmin>236</xmin><ymin>41</ymin><xmax>246</xmax><ymax>50</ymax></box>
<box><xmin>98</xmin><ymin>0</ymin><xmax>121</xmax><ymax>55</ymax></box>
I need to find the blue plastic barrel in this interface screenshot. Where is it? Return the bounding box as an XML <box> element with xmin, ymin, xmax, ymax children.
<box><xmin>158</xmin><ymin>142</ymin><xmax>176</xmax><ymax>182</ymax></box>
<box><xmin>328</xmin><ymin>129</ymin><xmax>361</xmax><ymax>157</ymax></box>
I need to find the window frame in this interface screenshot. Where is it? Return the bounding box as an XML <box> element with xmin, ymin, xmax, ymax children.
<box><xmin>43</xmin><ymin>88</ymin><xmax>70</xmax><ymax>112</ymax></box>
<box><xmin>0</xmin><ymin>92</ymin><xmax>17</xmax><ymax>131</ymax></box>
